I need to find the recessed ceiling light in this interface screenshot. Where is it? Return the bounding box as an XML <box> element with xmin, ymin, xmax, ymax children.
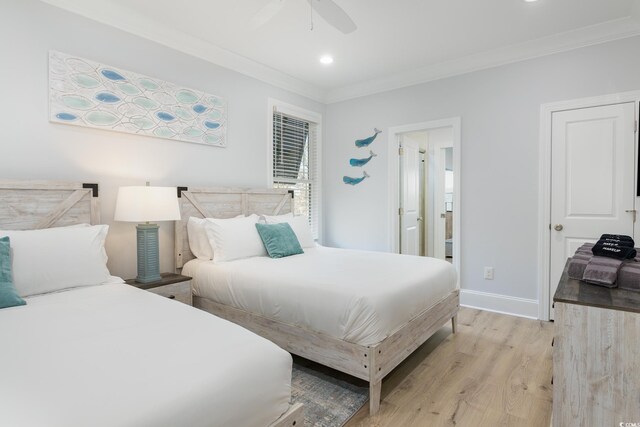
<box><xmin>524</xmin><ymin>0</ymin><xmax>539</xmax><ymax>2</ymax></box>
<box><xmin>319</xmin><ymin>55</ymin><xmax>334</xmax><ymax>65</ymax></box>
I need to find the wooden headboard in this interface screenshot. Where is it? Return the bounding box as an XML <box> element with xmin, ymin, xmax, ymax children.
<box><xmin>0</xmin><ymin>180</ymin><xmax>100</xmax><ymax>230</ymax></box>
<box><xmin>175</xmin><ymin>187</ymin><xmax>294</xmax><ymax>268</ymax></box>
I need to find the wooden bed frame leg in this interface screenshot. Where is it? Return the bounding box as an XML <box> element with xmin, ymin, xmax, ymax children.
<box><xmin>451</xmin><ymin>315</ymin><xmax>457</xmax><ymax>334</ymax></box>
<box><xmin>369</xmin><ymin>380</ymin><xmax>382</xmax><ymax>415</ymax></box>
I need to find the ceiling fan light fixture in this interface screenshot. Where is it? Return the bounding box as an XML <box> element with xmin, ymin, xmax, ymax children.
<box><xmin>251</xmin><ymin>0</ymin><xmax>357</xmax><ymax>34</ymax></box>
<box><xmin>320</xmin><ymin>55</ymin><xmax>334</xmax><ymax>65</ymax></box>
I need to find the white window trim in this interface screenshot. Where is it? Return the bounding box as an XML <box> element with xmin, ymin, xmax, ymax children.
<box><xmin>267</xmin><ymin>98</ymin><xmax>323</xmax><ymax>243</ymax></box>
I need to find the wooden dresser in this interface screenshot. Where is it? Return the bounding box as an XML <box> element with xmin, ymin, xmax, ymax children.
<box><xmin>553</xmin><ymin>264</ymin><xmax>640</xmax><ymax>426</ymax></box>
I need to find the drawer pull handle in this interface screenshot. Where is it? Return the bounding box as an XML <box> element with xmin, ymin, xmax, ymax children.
<box><xmin>168</xmin><ymin>295</ymin><xmax>176</xmax><ymax>299</ymax></box>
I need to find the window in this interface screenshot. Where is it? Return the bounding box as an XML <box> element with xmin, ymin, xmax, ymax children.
<box><xmin>269</xmin><ymin>100</ymin><xmax>321</xmax><ymax>240</ymax></box>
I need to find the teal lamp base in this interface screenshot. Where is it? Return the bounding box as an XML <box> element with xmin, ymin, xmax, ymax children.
<box><xmin>135</xmin><ymin>223</ymin><xmax>161</xmax><ymax>283</ymax></box>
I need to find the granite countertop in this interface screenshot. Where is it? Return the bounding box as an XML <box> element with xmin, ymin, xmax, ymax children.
<box><xmin>553</xmin><ymin>259</ymin><xmax>640</xmax><ymax>314</ymax></box>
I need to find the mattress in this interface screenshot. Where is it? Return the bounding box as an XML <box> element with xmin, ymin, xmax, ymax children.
<box><xmin>0</xmin><ymin>283</ymin><xmax>292</xmax><ymax>427</ymax></box>
<box><xmin>185</xmin><ymin>246</ymin><xmax>458</xmax><ymax>347</ymax></box>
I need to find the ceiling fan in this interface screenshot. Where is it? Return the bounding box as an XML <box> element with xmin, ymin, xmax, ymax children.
<box><xmin>251</xmin><ymin>0</ymin><xmax>357</xmax><ymax>34</ymax></box>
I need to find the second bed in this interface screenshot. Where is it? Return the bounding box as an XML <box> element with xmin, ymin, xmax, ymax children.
<box><xmin>176</xmin><ymin>186</ymin><xmax>460</xmax><ymax>415</ymax></box>
<box><xmin>184</xmin><ymin>246</ymin><xmax>456</xmax><ymax>347</ymax></box>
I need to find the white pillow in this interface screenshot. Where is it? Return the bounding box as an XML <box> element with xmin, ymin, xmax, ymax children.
<box><xmin>204</xmin><ymin>214</ymin><xmax>266</xmax><ymax>263</ymax></box>
<box><xmin>0</xmin><ymin>224</ymin><xmax>111</xmax><ymax>297</ymax></box>
<box><xmin>262</xmin><ymin>214</ymin><xmax>315</xmax><ymax>248</ymax></box>
<box><xmin>187</xmin><ymin>217</ymin><xmax>213</xmax><ymax>260</ymax></box>
<box><xmin>259</xmin><ymin>213</ymin><xmax>293</xmax><ymax>225</ymax></box>
<box><xmin>187</xmin><ymin>215</ymin><xmax>246</xmax><ymax>260</ymax></box>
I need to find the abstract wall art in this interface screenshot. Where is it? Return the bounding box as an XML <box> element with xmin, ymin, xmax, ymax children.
<box><xmin>48</xmin><ymin>51</ymin><xmax>227</xmax><ymax>147</ymax></box>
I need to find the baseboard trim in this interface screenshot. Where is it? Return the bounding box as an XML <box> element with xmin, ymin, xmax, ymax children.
<box><xmin>460</xmin><ymin>289</ymin><xmax>539</xmax><ymax>320</ymax></box>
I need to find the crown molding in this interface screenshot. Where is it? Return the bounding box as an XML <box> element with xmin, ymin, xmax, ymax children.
<box><xmin>40</xmin><ymin>1</ymin><xmax>640</xmax><ymax>105</ymax></box>
<box><xmin>325</xmin><ymin>16</ymin><xmax>640</xmax><ymax>103</ymax></box>
<box><xmin>39</xmin><ymin>0</ymin><xmax>329</xmax><ymax>103</ymax></box>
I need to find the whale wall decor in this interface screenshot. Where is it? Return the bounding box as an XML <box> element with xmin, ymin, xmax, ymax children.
<box><xmin>49</xmin><ymin>51</ymin><xmax>227</xmax><ymax>147</ymax></box>
<box><xmin>349</xmin><ymin>150</ymin><xmax>377</xmax><ymax>167</ymax></box>
<box><xmin>343</xmin><ymin>171</ymin><xmax>370</xmax><ymax>185</ymax></box>
<box><xmin>355</xmin><ymin>128</ymin><xmax>381</xmax><ymax>147</ymax></box>
<box><xmin>344</xmin><ymin>128</ymin><xmax>380</xmax><ymax>185</ymax></box>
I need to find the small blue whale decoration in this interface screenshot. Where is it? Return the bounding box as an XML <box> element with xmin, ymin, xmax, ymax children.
<box><xmin>355</xmin><ymin>128</ymin><xmax>381</xmax><ymax>148</ymax></box>
<box><xmin>343</xmin><ymin>171</ymin><xmax>370</xmax><ymax>186</ymax></box>
<box><xmin>350</xmin><ymin>150</ymin><xmax>377</xmax><ymax>167</ymax></box>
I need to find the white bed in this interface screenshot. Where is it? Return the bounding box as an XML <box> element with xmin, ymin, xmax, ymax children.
<box><xmin>175</xmin><ymin>186</ymin><xmax>460</xmax><ymax>415</ymax></box>
<box><xmin>0</xmin><ymin>283</ymin><xmax>293</xmax><ymax>427</ymax></box>
<box><xmin>184</xmin><ymin>246</ymin><xmax>457</xmax><ymax>347</ymax></box>
<box><xmin>0</xmin><ymin>180</ymin><xmax>302</xmax><ymax>427</ymax></box>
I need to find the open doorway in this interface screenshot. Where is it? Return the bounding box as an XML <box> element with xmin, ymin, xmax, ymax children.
<box><xmin>397</xmin><ymin>127</ymin><xmax>454</xmax><ymax>261</ymax></box>
<box><xmin>388</xmin><ymin>118</ymin><xmax>461</xmax><ymax>279</ymax></box>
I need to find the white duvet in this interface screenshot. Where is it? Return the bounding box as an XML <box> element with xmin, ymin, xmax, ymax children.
<box><xmin>185</xmin><ymin>246</ymin><xmax>458</xmax><ymax>347</ymax></box>
<box><xmin>0</xmin><ymin>283</ymin><xmax>292</xmax><ymax>427</ymax></box>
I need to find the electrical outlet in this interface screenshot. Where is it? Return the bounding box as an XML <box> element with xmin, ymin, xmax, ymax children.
<box><xmin>484</xmin><ymin>267</ymin><xmax>494</xmax><ymax>280</ymax></box>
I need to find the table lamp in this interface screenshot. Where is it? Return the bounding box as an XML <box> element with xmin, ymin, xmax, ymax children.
<box><xmin>114</xmin><ymin>184</ymin><xmax>181</xmax><ymax>283</ymax></box>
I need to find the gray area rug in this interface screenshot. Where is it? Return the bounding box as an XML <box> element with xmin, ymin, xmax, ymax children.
<box><xmin>291</xmin><ymin>358</ymin><xmax>369</xmax><ymax>427</ymax></box>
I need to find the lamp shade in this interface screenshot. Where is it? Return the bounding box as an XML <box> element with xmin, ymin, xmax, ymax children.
<box><xmin>114</xmin><ymin>186</ymin><xmax>181</xmax><ymax>223</ymax></box>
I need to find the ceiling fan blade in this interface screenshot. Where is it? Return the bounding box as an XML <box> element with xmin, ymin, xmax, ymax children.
<box><xmin>307</xmin><ymin>0</ymin><xmax>357</xmax><ymax>34</ymax></box>
<box><xmin>250</xmin><ymin>0</ymin><xmax>288</xmax><ymax>30</ymax></box>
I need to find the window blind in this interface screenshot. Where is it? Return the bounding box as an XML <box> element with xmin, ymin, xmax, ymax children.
<box><xmin>272</xmin><ymin>110</ymin><xmax>319</xmax><ymax>239</ymax></box>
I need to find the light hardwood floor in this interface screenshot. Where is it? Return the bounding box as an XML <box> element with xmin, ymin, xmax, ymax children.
<box><xmin>345</xmin><ymin>307</ymin><xmax>554</xmax><ymax>427</ymax></box>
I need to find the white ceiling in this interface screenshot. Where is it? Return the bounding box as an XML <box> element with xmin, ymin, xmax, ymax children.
<box><xmin>42</xmin><ymin>0</ymin><xmax>640</xmax><ymax>103</ymax></box>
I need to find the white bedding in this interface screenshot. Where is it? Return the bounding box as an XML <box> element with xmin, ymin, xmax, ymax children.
<box><xmin>0</xmin><ymin>283</ymin><xmax>292</xmax><ymax>427</ymax></box>
<box><xmin>185</xmin><ymin>246</ymin><xmax>457</xmax><ymax>347</ymax></box>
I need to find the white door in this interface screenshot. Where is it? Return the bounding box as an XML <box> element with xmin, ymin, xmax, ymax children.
<box><xmin>549</xmin><ymin>102</ymin><xmax>636</xmax><ymax>317</ymax></box>
<box><xmin>432</xmin><ymin>144</ymin><xmax>448</xmax><ymax>260</ymax></box>
<box><xmin>400</xmin><ymin>137</ymin><xmax>421</xmax><ymax>255</ymax></box>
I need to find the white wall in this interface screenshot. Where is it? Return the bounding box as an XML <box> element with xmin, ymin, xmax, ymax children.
<box><xmin>445</xmin><ymin>148</ymin><xmax>453</xmax><ymax>172</ymax></box>
<box><xmin>323</xmin><ymin>36</ymin><xmax>640</xmax><ymax>315</ymax></box>
<box><xmin>0</xmin><ymin>0</ymin><xmax>323</xmax><ymax>279</ymax></box>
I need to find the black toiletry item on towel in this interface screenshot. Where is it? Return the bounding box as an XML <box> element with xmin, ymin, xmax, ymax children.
<box><xmin>600</xmin><ymin>234</ymin><xmax>634</xmax><ymax>243</ymax></box>
<box><xmin>592</xmin><ymin>240</ymin><xmax>637</xmax><ymax>260</ymax></box>
<box><xmin>600</xmin><ymin>238</ymin><xmax>634</xmax><ymax>248</ymax></box>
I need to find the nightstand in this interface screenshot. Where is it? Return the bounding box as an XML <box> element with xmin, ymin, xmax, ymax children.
<box><xmin>125</xmin><ymin>273</ymin><xmax>192</xmax><ymax>306</ymax></box>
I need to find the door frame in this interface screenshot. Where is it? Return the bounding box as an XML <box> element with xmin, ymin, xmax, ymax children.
<box><xmin>538</xmin><ymin>90</ymin><xmax>640</xmax><ymax>321</ymax></box>
<box><xmin>388</xmin><ymin>117</ymin><xmax>461</xmax><ymax>284</ymax></box>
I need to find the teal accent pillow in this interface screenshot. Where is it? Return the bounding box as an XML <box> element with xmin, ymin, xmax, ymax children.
<box><xmin>0</xmin><ymin>236</ymin><xmax>26</xmax><ymax>309</ymax></box>
<box><xmin>255</xmin><ymin>223</ymin><xmax>304</xmax><ymax>259</ymax></box>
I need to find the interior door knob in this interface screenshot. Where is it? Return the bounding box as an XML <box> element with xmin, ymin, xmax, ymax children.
<box><xmin>625</xmin><ymin>209</ymin><xmax>637</xmax><ymax>222</ymax></box>
<box><xmin>554</xmin><ymin>224</ymin><xmax>563</xmax><ymax>231</ymax></box>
